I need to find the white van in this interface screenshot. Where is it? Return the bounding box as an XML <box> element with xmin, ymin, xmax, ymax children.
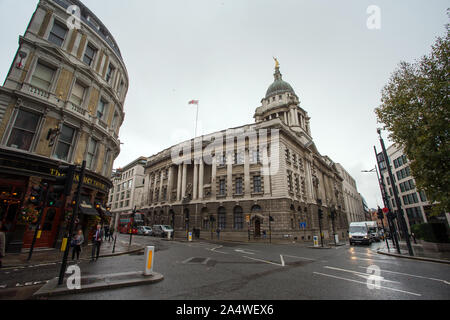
<box><xmin>364</xmin><ymin>221</ymin><xmax>381</xmax><ymax>242</ymax></box>
<box><xmin>349</xmin><ymin>222</ymin><xmax>371</xmax><ymax>245</ymax></box>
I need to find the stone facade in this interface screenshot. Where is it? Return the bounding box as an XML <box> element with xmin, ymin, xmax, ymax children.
<box><xmin>141</xmin><ymin>64</ymin><xmax>349</xmax><ymax>242</ymax></box>
<box><xmin>0</xmin><ymin>0</ymin><xmax>128</xmax><ymax>249</ymax></box>
<box><xmin>335</xmin><ymin>163</ymin><xmax>365</xmax><ymax>223</ymax></box>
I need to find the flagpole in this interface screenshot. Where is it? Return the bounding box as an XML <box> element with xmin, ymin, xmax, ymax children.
<box><xmin>195</xmin><ymin>102</ymin><xmax>199</xmax><ymax>138</ymax></box>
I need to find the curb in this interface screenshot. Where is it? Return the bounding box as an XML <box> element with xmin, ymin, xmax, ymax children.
<box><xmin>32</xmin><ymin>271</ymin><xmax>164</xmax><ymax>298</ymax></box>
<box><xmin>377</xmin><ymin>250</ymin><xmax>450</xmax><ymax>265</ymax></box>
<box><xmin>1</xmin><ymin>246</ymin><xmax>145</xmax><ymax>270</ymax></box>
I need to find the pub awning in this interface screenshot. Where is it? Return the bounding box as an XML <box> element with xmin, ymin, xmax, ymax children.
<box><xmin>79</xmin><ymin>197</ymin><xmax>99</xmax><ymax>216</ymax></box>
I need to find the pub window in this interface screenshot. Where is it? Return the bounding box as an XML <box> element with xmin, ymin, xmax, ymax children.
<box><xmin>83</xmin><ymin>43</ymin><xmax>97</xmax><ymax>66</ymax></box>
<box><xmin>6</xmin><ymin>109</ymin><xmax>41</xmax><ymax>151</ymax></box>
<box><xmin>53</xmin><ymin>124</ymin><xmax>76</xmax><ymax>161</ymax></box>
<box><xmin>86</xmin><ymin>137</ymin><xmax>98</xmax><ymax>170</ymax></box>
<box><xmin>69</xmin><ymin>81</ymin><xmax>86</xmax><ymax>107</ymax></box>
<box><xmin>48</xmin><ymin>21</ymin><xmax>68</xmax><ymax>47</ymax></box>
<box><xmin>30</xmin><ymin>61</ymin><xmax>56</xmax><ymax>91</ymax></box>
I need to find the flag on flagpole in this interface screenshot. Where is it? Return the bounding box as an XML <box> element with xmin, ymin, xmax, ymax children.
<box><xmin>188</xmin><ymin>100</ymin><xmax>199</xmax><ymax>105</ymax></box>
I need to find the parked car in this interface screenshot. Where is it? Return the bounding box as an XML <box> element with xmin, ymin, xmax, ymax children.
<box><xmin>137</xmin><ymin>226</ymin><xmax>153</xmax><ymax>236</ymax></box>
<box><xmin>152</xmin><ymin>225</ymin><xmax>174</xmax><ymax>238</ymax></box>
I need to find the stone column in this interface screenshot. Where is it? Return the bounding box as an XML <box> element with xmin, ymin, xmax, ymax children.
<box><xmin>199</xmin><ymin>160</ymin><xmax>204</xmax><ymax>199</ymax></box>
<box><xmin>211</xmin><ymin>156</ymin><xmax>217</xmax><ymax>199</ymax></box>
<box><xmin>305</xmin><ymin>160</ymin><xmax>314</xmax><ymax>201</ymax></box>
<box><xmin>193</xmin><ymin>162</ymin><xmax>198</xmax><ymax>200</ymax></box>
<box><xmin>153</xmin><ymin>171</ymin><xmax>158</xmax><ymax>202</ymax></box>
<box><xmin>181</xmin><ymin>163</ymin><xmax>187</xmax><ymax>199</ymax></box>
<box><xmin>159</xmin><ymin>169</ymin><xmax>164</xmax><ymax>201</ymax></box>
<box><xmin>167</xmin><ymin>165</ymin><xmax>174</xmax><ymax>202</ymax></box>
<box><xmin>227</xmin><ymin>152</ymin><xmax>233</xmax><ymax>198</ymax></box>
<box><xmin>177</xmin><ymin>165</ymin><xmax>182</xmax><ymax>201</ymax></box>
<box><xmin>244</xmin><ymin>149</ymin><xmax>250</xmax><ymax>195</ymax></box>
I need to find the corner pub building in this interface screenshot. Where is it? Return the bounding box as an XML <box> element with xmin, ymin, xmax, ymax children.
<box><xmin>0</xmin><ymin>0</ymin><xmax>128</xmax><ymax>252</ymax></box>
<box><xmin>143</xmin><ymin>62</ymin><xmax>350</xmax><ymax>242</ymax></box>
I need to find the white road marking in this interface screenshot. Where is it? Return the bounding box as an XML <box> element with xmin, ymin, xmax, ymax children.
<box><xmin>349</xmin><ymin>256</ymin><xmax>397</xmax><ymax>264</ymax></box>
<box><xmin>313</xmin><ymin>272</ymin><xmax>422</xmax><ymax>297</ymax></box>
<box><xmin>357</xmin><ymin>266</ymin><xmax>450</xmax><ymax>285</ymax></box>
<box><xmin>283</xmin><ymin>254</ymin><xmax>316</xmax><ymax>261</ymax></box>
<box><xmin>208</xmin><ymin>245</ymin><xmax>229</xmax><ymax>255</ymax></box>
<box><xmin>280</xmin><ymin>255</ymin><xmax>285</xmax><ymax>267</ymax></box>
<box><xmin>235</xmin><ymin>249</ymin><xmax>255</xmax><ymax>255</ymax></box>
<box><xmin>324</xmin><ymin>266</ymin><xmax>400</xmax><ymax>284</ymax></box>
<box><xmin>243</xmin><ymin>255</ymin><xmax>284</xmax><ymax>267</ymax></box>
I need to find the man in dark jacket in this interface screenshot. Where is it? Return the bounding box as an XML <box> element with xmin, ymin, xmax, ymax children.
<box><xmin>91</xmin><ymin>224</ymin><xmax>103</xmax><ymax>262</ymax></box>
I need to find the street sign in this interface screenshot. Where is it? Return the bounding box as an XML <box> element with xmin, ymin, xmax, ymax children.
<box><xmin>382</xmin><ymin>207</ymin><xmax>389</xmax><ymax>214</ymax></box>
<box><xmin>188</xmin><ymin>232</ymin><xmax>192</xmax><ymax>242</ymax></box>
<box><xmin>313</xmin><ymin>236</ymin><xmax>319</xmax><ymax>247</ymax></box>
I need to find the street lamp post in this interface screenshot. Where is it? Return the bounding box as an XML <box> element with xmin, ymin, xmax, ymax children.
<box><xmin>377</xmin><ymin>129</ymin><xmax>414</xmax><ymax>256</ymax></box>
<box><xmin>362</xmin><ymin>164</ymin><xmax>400</xmax><ymax>253</ymax></box>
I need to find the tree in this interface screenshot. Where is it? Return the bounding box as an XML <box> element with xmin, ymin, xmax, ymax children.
<box><xmin>375</xmin><ymin>17</ymin><xmax>449</xmax><ymax>216</ymax></box>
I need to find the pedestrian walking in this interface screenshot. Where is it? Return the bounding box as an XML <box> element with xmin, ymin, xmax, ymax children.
<box><xmin>108</xmin><ymin>227</ymin><xmax>114</xmax><ymax>241</ymax></box>
<box><xmin>71</xmin><ymin>229</ymin><xmax>84</xmax><ymax>262</ymax></box>
<box><xmin>0</xmin><ymin>221</ymin><xmax>6</xmax><ymax>268</ymax></box>
<box><xmin>216</xmin><ymin>228</ymin><xmax>220</xmax><ymax>240</ymax></box>
<box><xmin>262</xmin><ymin>230</ymin><xmax>267</xmax><ymax>239</ymax></box>
<box><xmin>104</xmin><ymin>225</ymin><xmax>110</xmax><ymax>241</ymax></box>
<box><xmin>91</xmin><ymin>224</ymin><xmax>103</xmax><ymax>262</ymax></box>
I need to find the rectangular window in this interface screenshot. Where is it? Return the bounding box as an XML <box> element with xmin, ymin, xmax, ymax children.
<box><xmin>31</xmin><ymin>62</ymin><xmax>55</xmax><ymax>91</ymax></box>
<box><xmin>251</xmin><ymin>149</ymin><xmax>260</xmax><ymax>164</ymax></box>
<box><xmin>126</xmin><ymin>190</ymin><xmax>131</xmax><ymax>199</ymax></box>
<box><xmin>235</xmin><ymin>178</ymin><xmax>243</xmax><ymax>195</ymax></box>
<box><xmin>400</xmin><ymin>183</ymin><xmax>405</xmax><ymax>193</ymax></box>
<box><xmin>112</xmin><ymin>112</ymin><xmax>119</xmax><ymax>131</ymax></box>
<box><xmin>419</xmin><ymin>190</ymin><xmax>427</xmax><ymax>202</ymax></box>
<box><xmin>86</xmin><ymin>138</ymin><xmax>98</xmax><ymax>169</ymax></box>
<box><xmin>48</xmin><ymin>21</ymin><xmax>68</xmax><ymax>47</ymax></box>
<box><xmin>54</xmin><ymin>124</ymin><xmax>75</xmax><ymax>161</ymax></box>
<box><xmin>102</xmin><ymin>149</ymin><xmax>112</xmax><ymax>177</ymax></box>
<box><xmin>7</xmin><ymin>109</ymin><xmax>41</xmax><ymax>151</ymax></box>
<box><xmin>83</xmin><ymin>43</ymin><xmax>97</xmax><ymax>66</ymax></box>
<box><xmin>125</xmin><ymin>200</ymin><xmax>129</xmax><ymax>207</ymax></box>
<box><xmin>253</xmin><ymin>176</ymin><xmax>262</xmax><ymax>193</ymax></box>
<box><xmin>218</xmin><ymin>153</ymin><xmax>226</xmax><ymax>166</ymax></box>
<box><xmin>403</xmin><ymin>195</ymin><xmax>408</xmax><ymax>205</ymax></box>
<box><xmin>394</xmin><ymin>159</ymin><xmax>398</xmax><ymax>169</ymax></box>
<box><xmin>412</xmin><ymin>193</ymin><xmax>419</xmax><ymax>204</ymax></box>
<box><xmin>97</xmin><ymin>98</ymin><xmax>108</xmax><ymax>120</ymax></box>
<box><xmin>106</xmin><ymin>63</ymin><xmax>115</xmax><ymax>82</ymax></box>
<box><xmin>219</xmin><ymin>179</ymin><xmax>226</xmax><ymax>196</ymax></box>
<box><xmin>69</xmin><ymin>81</ymin><xmax>86</xmax><ymax>107</ymax></box>
<box><xmin>234</xmin><ymin>151</ymin><xmax>244</xmax><ymax>165</ymax></box>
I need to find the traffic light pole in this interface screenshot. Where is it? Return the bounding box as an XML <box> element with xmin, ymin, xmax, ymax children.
<box><xmin>374</xmin><ymin>146</ymin><xmax>401</xmax><ymax>253</ymax></box>
<box><xmin>27</xmin><ymin>183</ymin><xmax>49</xmax><ymax>261</ymax></box>
<box><xmin>317</xmin><ymin>200</ymin><xmax>324</xmax><ymax>247</ymax></box>
<box><xmin>378</xmin><ymin>132</ymin><xmax>414</xmax><ymax>256</ymax></box>
<box><xmin>58</xmin><ymin>161</ymin><xmax>85</xmax><ymax>286</ymax></box>
<box><xmin>129</xmin><ymin>206</ymin><xmax>136</xmax><ymax>246</ymax></box>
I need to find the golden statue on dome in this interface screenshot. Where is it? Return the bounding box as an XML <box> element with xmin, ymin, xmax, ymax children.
<box><xmin>273</xmin><ymin>57</ymin><xmax>280</xmax><ymax>68</ymax></box>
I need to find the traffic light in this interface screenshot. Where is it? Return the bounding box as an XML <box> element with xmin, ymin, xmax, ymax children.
<box><xmin>53</xmin><ymin>165</ymin><xmax>75</xmax><ymax>196</ymax></box>
<box><xmin>330</xmin><ymin>210</ymin><xmax>336</xmax><ymax>220</ymax></box>
<box><xmin>30</xmin><ymin>185</ymin><xmax>43</xmax><ymax>205</ymax></box>
<box><xmin>47</xmin><ymin>191</ymin><xmax>62</xmax><ymax>207</ymax></box>
<box><xmin>318</xmin><ymin>208</ymin><xmax>323</xmax><ymax>220</ymax></box>
<box><xmin>377</xmin><ymin>207</ymin><xmax>384</xmax><ymax>220</ymax></box>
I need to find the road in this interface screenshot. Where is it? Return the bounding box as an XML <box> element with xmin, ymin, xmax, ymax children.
<box><xmin>1</xmin><ymin>234</ymin><xmax>449</xmax><ymax>300</ymax></box>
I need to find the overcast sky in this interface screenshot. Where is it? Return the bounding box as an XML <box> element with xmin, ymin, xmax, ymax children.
<box><xmin>0</xmin><ymin>0</ymin><xmax>448</xmax><ymax>209</ymax></box>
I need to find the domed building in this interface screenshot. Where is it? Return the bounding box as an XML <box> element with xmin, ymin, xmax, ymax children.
<box><xmin>140</xmin><ymin>61</ymin><xmax>349</xmax><ymax>243</ymax></box>
<box><xmin>0</xmin><ymin>0</ymin><xmax>128</xmax><ymax>251</ymax></box>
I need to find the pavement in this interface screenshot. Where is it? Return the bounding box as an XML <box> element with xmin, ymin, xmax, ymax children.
<box><xmin>375</xmin><ymin>240</ymin><xmax>450</xmax><ymax>264</ymax></box>
<box><xmin>1</xmin><ymin>235</ymin><xmax>143</xmax><ymax>269</ymax></box>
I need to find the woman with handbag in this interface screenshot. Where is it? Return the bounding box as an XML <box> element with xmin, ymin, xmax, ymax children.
<box><xmin>71</xmin><ymin>229</ymin><xmax>84</xmax><ymax>262</ymax></box>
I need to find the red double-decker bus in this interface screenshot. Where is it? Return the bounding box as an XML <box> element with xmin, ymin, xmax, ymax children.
<box><xmin>118</xmin><ymin>212</ymin><xmax>145</xmax><ymax>234</ymax></box>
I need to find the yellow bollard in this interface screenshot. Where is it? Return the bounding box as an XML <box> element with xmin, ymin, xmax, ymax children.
<box><xmin>37</xmin><ymin>230</ymin><xmax>42</xmax><ymax>239</ymax></box>
<box><xmin>61</xmin><ymin>238</ymin><xmax>68</xmax><ymax>252</ymax></box>
<box><xmin>144</xmin><ymin>246</ymin><xmax>154</xmax><ymax>276</ymax></box>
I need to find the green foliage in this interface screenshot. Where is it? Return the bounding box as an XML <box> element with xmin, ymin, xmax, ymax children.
<box><xmin>375</xmin><ymin>17</ymin><xmax>450</xmax><ymax>216</ymax></box>
<box><xmin>411</xmin><ymin>223</ymin><xmax>449</xmax><ymax>243</ymax></box>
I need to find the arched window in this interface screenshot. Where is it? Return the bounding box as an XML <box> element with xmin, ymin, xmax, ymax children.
<box><xmin>234</xmin><ymin>206</ymin><xmax>243</xmax><ymax>230</ymax></box>
<box><xmin>218</xmin><ymin>207</ymin><xmax>226</xmax><ymax>230</ymax></box>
